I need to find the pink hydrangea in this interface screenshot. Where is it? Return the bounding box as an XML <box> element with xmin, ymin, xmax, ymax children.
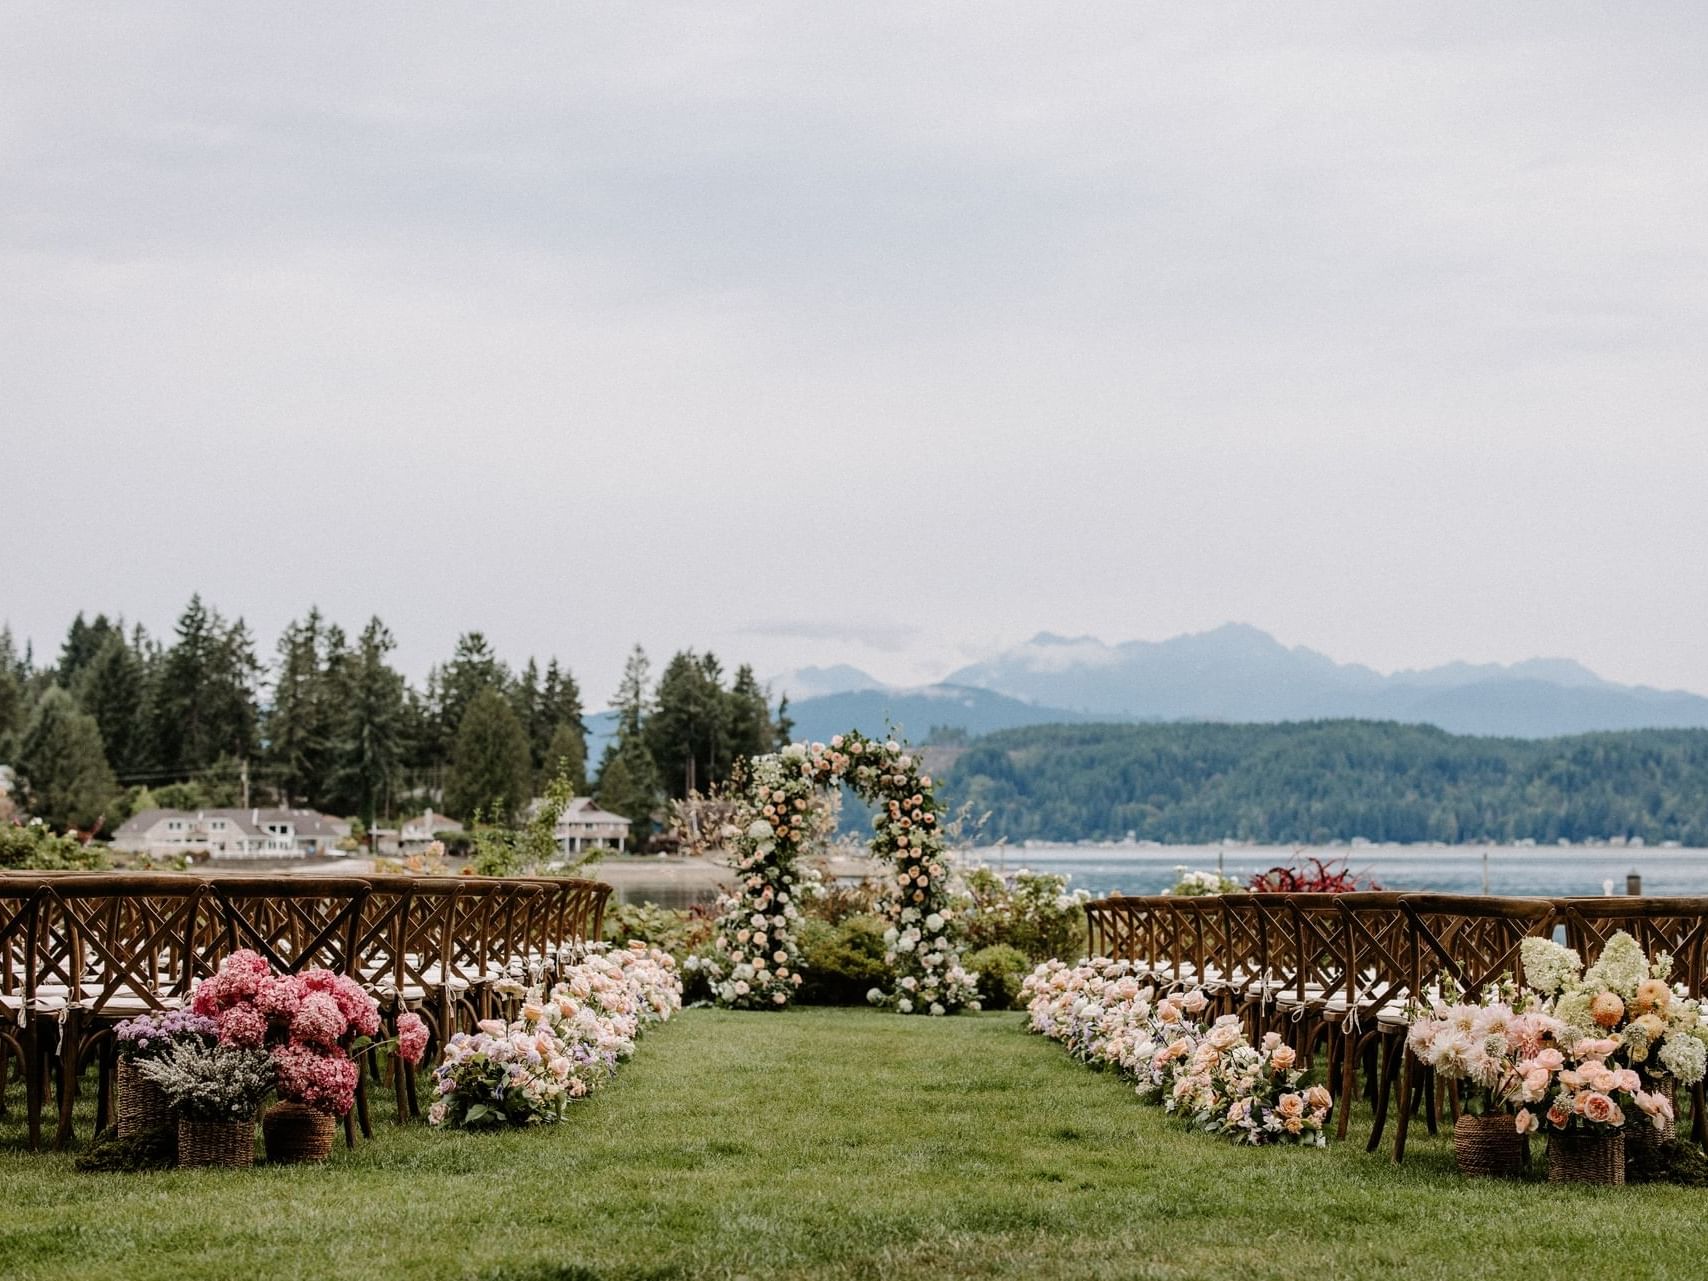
<box><xmin>192</xmin><ymin>949</ymin><xmax>273</xmax><ymax>1015</ymax></box>
<box><xmin>396</xmin><ymin>1011</ymin><xmax>430</xmax><ymax>1065</ymax></box>
<box><xmin>257</xmin><ymin>973</ymin><xmax>306</xmax><ymax>1021</ymax></box>
<box><xmin>272</xmin><ymin>1042</ymin><xmax>360</xmax><ymax>1115</ymax></box>
<box><xmin>291</xmin><ymin>992</ymin><xmax>347</xmax><ymax>1047</ymax></box>
<box><xmin>216</xmin><ymin>1003</ymin><xmax>270</xmax><ymax>1049</ymax></box>
<box><xmin>332</xmin><ymin>974</ymin><xmax>381</xmax><ymax>1038</ymax></box>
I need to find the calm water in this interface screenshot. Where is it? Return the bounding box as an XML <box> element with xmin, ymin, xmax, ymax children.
<box><xmin>968</xmin><ymin>843</ymin><xmax>1708</xmax><ymax>899</ymax></box>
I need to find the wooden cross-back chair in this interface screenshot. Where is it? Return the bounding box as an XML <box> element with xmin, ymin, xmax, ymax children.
<box><xmin>1383</xmin><ymin>893</ymin><xmax>1556</xmax><ymax>1162</ymax></box>
<box><xmin>1214</xmin><ymin>894</ymin><xmax>1264</xmax><ymax>1027</ymax></box>
<box><xmin>1327</xmin><ymin>892</ymin><xmax>1412</xmax><ymax>1145</ymax></box>
<box><xmin>1556</xmin><ymin>896</ymin><xmax>1708</xmax><ymax>1143</ymax></box>
<box><xmin>209</xmin><ymin>875</ymin><xmax>372</xmax><ymax>976</ymax></box>
<box><xmin>1084</xmin><ymin>898</ymin><xmax>1147</xmax><ymax>968</ymax></box>
<box><xmin>1147</xmin><ymin>898</ymin><xmax>1195</xmax><ymax>989</ymax></box>
<box><xmin>0</xmin><ymin>878</ymin><xmax>50</xmax><ymax>1149</ymax></box>
<box><xmin>1275</xmin><ymin>895</ymin><xmax>1350</xmax><ymax>1071</ymax></box>
<box><xmin>44</xmin><ymin>875</ymin><xmax>211</xmax><ymax>1147</ymax></box>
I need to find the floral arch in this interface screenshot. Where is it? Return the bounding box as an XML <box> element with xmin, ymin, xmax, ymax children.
<box><xmin>704</xmin><ymin>731</ymin><xmax>978</xmax><ymax>1014</ymax></box>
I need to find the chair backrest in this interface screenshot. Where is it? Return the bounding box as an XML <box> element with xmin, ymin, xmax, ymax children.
<box><xmin>43</xmin><ymin>874</ymin><xmax>210</xmax><ymax>1014</ymax></box>
<box><xmin>1333</xmin><ymin>891</ymin><xmax>1411</xmax><ymax>1012</ymax></box>
<box><xmin>208</xmin><ymin>875</ymin><xmax>372</xmax><ymax>975</ymax></box>
<box><xmin>1555</xmin><ymin>897</ymin><xmax>1708</xmax><ymax>998</ymax></box>
<box><xmin>1284</xmin><ymin>894</ymin><xmax>1349</xmax><ymax>1003</ymax></box>
<box><xmin>1218</xmin><ymin>894</ymin><xmax>1265</xmax><ymax>982</ymax></box>
<box><xmin>0</xmin><ymin>876</ymin><xmax>46</xmax><ymax>1006</ymax></box>
<box><xmin>1399</xmin><ymin>893</ymin><xmax>1556</xmax><ymax>1002</ymax></box>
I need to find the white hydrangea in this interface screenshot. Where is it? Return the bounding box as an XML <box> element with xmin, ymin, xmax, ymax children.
<box><xmin>1658</xmin><ymin>1034</ymin><xmax>1708</xmax><ymax>1085</ymax></box>
<box><xmin>1520</xmin><ymin>937</ymin><xmax>1581</xmax><ymax>997</ymax></box>
<box><xmin>1583</xmin><ymin>931</ymin><xmax>1646</xmax><ymax>1000</ymax></box>
<box><xmin>747</xmin><ymin>820</ymin><xmax>775</xmax><ymax>842</ymax></box>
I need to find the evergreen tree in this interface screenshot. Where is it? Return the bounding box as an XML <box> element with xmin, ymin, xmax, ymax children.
<box><xmin>15</xmin><ymin>686</ymin><xmax>118</xmax><ymax>830</ymax></box>
<box><xmin>512</xmin><ymin>657</ymin><xmax>545</xmax><ymax>769</ymax></box>
<box><xmin>72</xmin><ymin>632</ymin><xmax>148</xmax><ymax>775</ymax></box>
<box><xmin>595</xmin><ymin>731</ymin><xmax>661</xmax><ymax>832</ymax></box>
<box><xmin>597</xmin><ymin>644</ymin><xmax>660</xmax><ymax>830</ymax></box>
<box><xmin>437</xmin><ymin>632</ymin><xmax>508</xmax><ymax>745</ymax></box>
<box><xmin>647</xmin><ymin>649</ymin><xmax>725</xmax><ymax>797</ymax></box>
<box><xmin>727</xmin><ymin>663</ymin><xmax>776</xmax><ymax>763</ymax></box>
<box><xmin>57</xmin><ymin>612</ymin><xmax>122</xmax><ymax>687</ymax></box>
<box><xmin>543</xmin><ymin>720</ymin><xmax>587</xmax><ymax>794</ymax></box>
<box><xmin>445</xmin><ymin>687</ymin><xmax>533</xmax><ymax>823</ymax></box>
<box><xmin>266</xmin><ymin>608</ymin><xmax>340</xmax><ymax>804</ymax></box>
<box><xmin>328</xmin><ymin>618</ymin><xmax>407</xmax><ymax>826</ymax></box>
<box><xmin>0</xmin><ymin>625</ymin><xmax>28</xmax><ymax>748</ymax></box>
<box><xmin>150</xmin><ymin>596</ymin><xmax>261</xmax><ymax>774</ymax></box>
<box><xmin>539</xmin><ymin>658</ymin><xmax>587</xmax><ymax>786</ymax></box>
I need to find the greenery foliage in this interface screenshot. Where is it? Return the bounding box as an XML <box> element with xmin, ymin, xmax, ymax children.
<box><xmin>947</xmin><ymin>720</ymin><xmax>1708</xmax><ymax>844</ymax></box>
<box><xmin>10</xmin><ymin>1009</ymin><xmax>1707</xmax><ymax>1281</ymax></box>
<box><xmin>0</xmin><ymin>818</ymin><xmax>109</xmax><ymax>870</ymax></box>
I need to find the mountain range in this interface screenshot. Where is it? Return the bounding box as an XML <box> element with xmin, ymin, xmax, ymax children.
<box><xmin>765</xmin><ymin>624</ymin><xmax>1708</xmax><ymax>743</ymax></box>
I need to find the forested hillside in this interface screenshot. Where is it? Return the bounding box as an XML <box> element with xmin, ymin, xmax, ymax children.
<box><xmin>942</xmin><ymin>721</ymin><xmax>1708</xmax><ymax>845</ymax></box>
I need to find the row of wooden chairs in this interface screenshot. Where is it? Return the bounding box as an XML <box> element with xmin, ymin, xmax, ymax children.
<box><xmin>0</xmin><ymin>872</ymin><xmax>612</xmax><ymax>1150</ymax></box>
<box><xmin>1084</xmin><ymin>892</ymin><xmax>1708</xmax><ymax>1159</ymax></box>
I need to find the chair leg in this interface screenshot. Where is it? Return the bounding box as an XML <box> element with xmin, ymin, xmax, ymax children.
<box><xmin>24</xmin><ymin>1022</ymin><xmax>43</xmax><ymax>1152</ymax></box>
<box><xmin>1393</xmin><ymin>1046</ymin><xmax>1414</xmax><ymax>1163</ymax></box>
<box><xmin>1368</xmin><ymin>1032</ymin><xmax>1400</xmax><ymax>1154</ymax></box>
<box><xmin>94</xmin><ymin>1037</ymin><xmax>114</xmax><ymax>1133</ymax></box>
<box><xmin>53</xmin><ymin>1018</ymin><xmax>79</xmax><ymax>1150</ymax></box>
<box><xmin>1423</xmin><ymin>1065</ymin><xmax>1439</xmax><ymax>1136</ymax></box>
<box><xmin>1337</xmin><ymin>1029</ymin><xmax>1358</xmax><ymax>1141</ymax></box>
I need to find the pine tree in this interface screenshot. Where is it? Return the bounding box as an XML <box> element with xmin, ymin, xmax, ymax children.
<box><xmin>646</xmin><ymin>649</ymin><xmax>725</xmax><ymax>797</ymax></box>
<box><xmin>0</xmin><ymin>625</ymin><xmax>28</xmax><ymax>748</ymax></box>
<box><xmin>543</xmin><ymin>720</ymin><xmax>587</xmax><ymax>795</ymax></box>
<box><xmin>267</xmin><ymin>608</ymin><xmax>338</xmax><ymax>804</ymax></box>
<box><xmin>328</xmin><ymin>617</ymin><xmax>406</xmax><ymax>825</ymax></box>
<box><xmin>437</xmin><ymin>632</ymin><xmax>508</xmax><ymax>748</ymax></box>
<box><xmin>446</xmin><ymin>687</ymin><xmax>533</xmax><ymax>823</ymax></box>
<box><xmin>726</xmin><ymin>663</ymin><xmax>777</xmax><ymax>764</ymax></box>
<box><xmin>150</xmin><ymin>596</ymin><xmax>261</xmax><ymax>774</ymax></box>
<box><xmin>57</xmin><ymin>612</ymin><xmax>122</xmax><ymax>687</ymax></box>
<box><xmin>72</xmin><ymin>632</ymin><xmax>148</xmax><ymax>776</ymax></box>
<box><xmin>16</xmin><ymin>686</ymin><xmax>118</xmax><ymax>830</ymax></box>
<box><xmin>597</xmin><ymin>644</ymin><xmax>660</xmax><ymax>832</ymax></box>
<box><xmin>539</xmin><ymin>658</ymin><xmax>587</xmax><ymax>788</ymax></box>
<box><xmin>594</xmin><ymin>731</ymin><xmax>661</xmax><ymax>832</ymax></box>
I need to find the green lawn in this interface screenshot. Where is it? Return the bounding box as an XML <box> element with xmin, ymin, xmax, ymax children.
<box><xmin>0</xmin><ymin>1008</ymin><xmax>1700</xmax><ymax>1281</ymax></box>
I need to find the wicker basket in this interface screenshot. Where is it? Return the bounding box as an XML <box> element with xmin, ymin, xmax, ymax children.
<box><xmin>177</xmin><ymin>1116</ymin><xmax>257</xmax><ymax>1169</ymax></box>
<box><xmin>262</xmin><ymin>1101</ymin><xmax>336</xmax><ymax>1164</ymax></box>
<box><xmin>1453</xmin><ymin>1113</ymin><xmax>1527</xmax><ymax>1178</ymax></box>
<box><xmin>1627</xmin><ymin>1080</ymin><xmax>1677</xmax><ymax>1157</ymax></box>
<box><xmin>116</xmin><ymin>1059</ymin><xmax>174</xmax><ymax>1138</ymax></box>
<box><xmin>1546</xmin><ymin>1130</ymin><xmax>1625</xmax><ymax>1185</ymax></box>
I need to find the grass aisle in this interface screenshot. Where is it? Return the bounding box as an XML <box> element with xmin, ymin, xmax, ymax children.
<box><xmin>0</xmin><ymin>1008</ymin><xmax>1699</xmax><ymax>1281</ymax></box>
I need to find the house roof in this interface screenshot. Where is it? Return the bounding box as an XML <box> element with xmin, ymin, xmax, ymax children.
<box><xmin>112</xmin><ymin>807</ymin><xmax>349</xmax><ymax>840</ymax></box>
<box><xmin>400</xmin><ymin>810</ymin><xmax>463</xmax><ymax>833</ymax></box>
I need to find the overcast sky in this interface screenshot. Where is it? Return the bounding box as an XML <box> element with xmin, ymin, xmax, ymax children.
<box><xmin>5</xmin><ymin>4</ymin><xmax>1706</xmax><ymax>706</ymax></box>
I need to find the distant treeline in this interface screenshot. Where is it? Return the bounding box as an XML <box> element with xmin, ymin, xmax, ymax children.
<box><xmin>942</xmin><ymin>721</ymin><xmax>1708</xmax><ymax>845</ymax></box>
<box><xmin>0</xmin><ymin>598</ymin><xmax>788</xmax><ymax>835</ymax></box>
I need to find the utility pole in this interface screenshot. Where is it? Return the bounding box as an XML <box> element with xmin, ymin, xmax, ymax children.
<box><xmin>240</xmin><ymin>758</ymin><xmax>250</xmax><ymax>809</ymax></box>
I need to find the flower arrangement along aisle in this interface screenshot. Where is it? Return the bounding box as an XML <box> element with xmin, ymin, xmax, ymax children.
<box><xmin>1022</xmin><ymin>958</ymin><xmax>1331</xmax><ymax>1146</ymax></box>
<box><xmin>112</xmin><ymin>1008</ymin><xmax>218</xmax><ymax>1136</ymax></box>
<box><xmin>171</xmin><ymin>949</ymin><xmax>429</xmax><ymax>1163</ymax></box>
<box><xmin>702</xmin><ymin>732</ymin><xmax>979</xmax><ymax>1014</ymax></box>
<box><xmin>430</xmin><ymin>943</ymin><xmax>681</xmax><ymax>1130</ymax></box>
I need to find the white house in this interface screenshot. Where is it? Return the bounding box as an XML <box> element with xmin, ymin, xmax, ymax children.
<box><xmin>525</xmin><ymin>796</ymin><xmax>632</xmax><ymax>855</ymax></box>
<box><xmin>111</xmin><ymin>808</ymin><xmax>352</xmax><ymax>861</ymax></box>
